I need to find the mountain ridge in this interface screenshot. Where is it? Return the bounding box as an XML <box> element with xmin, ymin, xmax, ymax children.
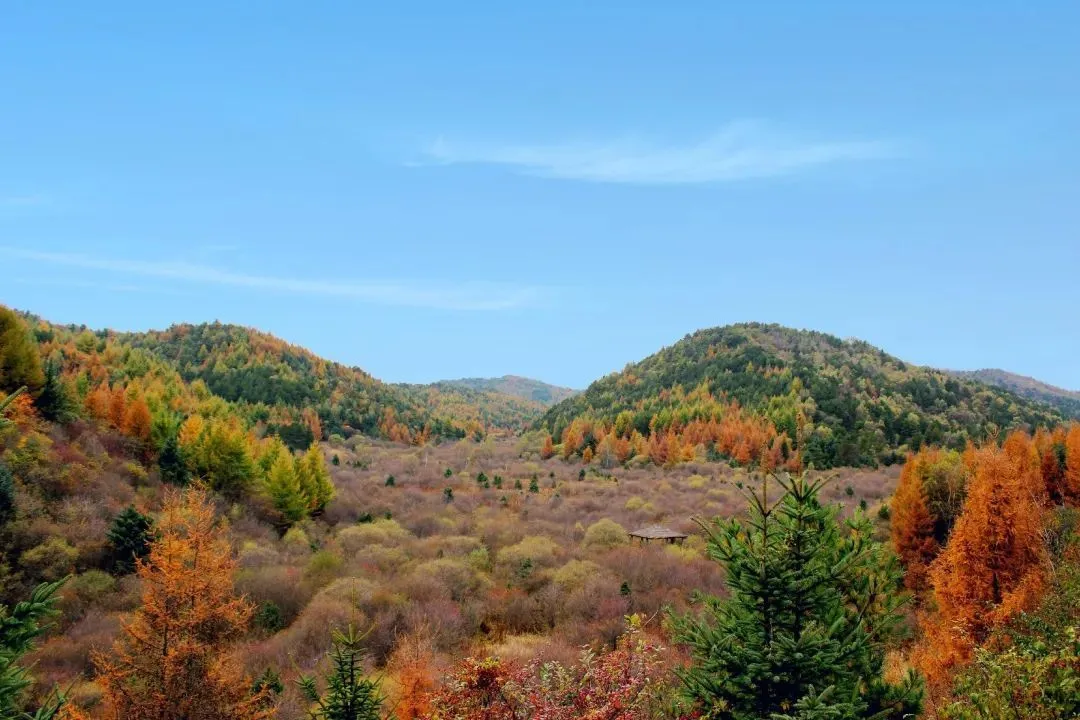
<box><xmin>946</xmin><ymin>367</ymin><xmax>1080</xmax><ymax>419</ymax></box>
<box><xmin>536</xmin><ymin>322</ymin><xmax>1065</xmax><ymax>468</ymax></box>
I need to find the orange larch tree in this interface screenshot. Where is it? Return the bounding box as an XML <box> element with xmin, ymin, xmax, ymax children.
<box><xmin>107</xmin><ymin>384</ymin><xmax>127</xmax><ymax>429</ymax></box>
<box><xmin>92</xmin><ymin>487</ymin><xmax>270</xmax><ymax>720</ymax></box>
<box><xmin>123</xmin><ymin>394</ymin><xmax>153</xmax><ymax>444</ymax></box>
<box><xmin>540</xmin><ymin>433</ymin><xmax>554</xmax><ymax>460</ymax></box>
<box><xmin>919</xmin><ymin>444</ymin><xmax>1047</xmax><ymax>676</ymax></box>
<box><xmin>890</xmin><ymin>454</ymin><xmax>940</xmax><ymax>593</ymax></box>
<box><xmin>1065</xmin><ymin>422</ymin><xmax>1080</xmax><ymax>503</ymax></box>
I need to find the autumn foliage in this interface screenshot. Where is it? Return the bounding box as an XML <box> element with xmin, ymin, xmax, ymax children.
<box><xmin>92</xmin><ymin>487</ymin><xmax>270</xmax><ymax>720</ymax></box>
<box><xmin>913</xmin><ymin>435</ymin><xmax>1052</xmax><ymax>690</ymax></box>
<box><xmin>429</xmin><ymin>616</ymin><xmax>676</xmax><ymax>720</ymax></box>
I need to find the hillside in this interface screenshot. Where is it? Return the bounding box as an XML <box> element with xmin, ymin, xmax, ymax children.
<box><xmin>439</xmin><ymin>375</ymin><xmax>578</xmax><ymax>405</ymax></box>
<box><xmin>948</xmin><ymin>368</ymin><xmax>1080</xmax><ymax>419</ymax></box>
<box><xmin>394</xmin><ymin>380</ymin><xmax>550</xmax><ymax>435</ymax></box>
<box><xmin>537</xmin><ymin>323</ymin><xmax>1064</xmax><ymax>468</ymax></box>
<box><xmin>114</xmin><ymin>322</ymin><xmax>460</xmax><ymax>441</ymax></box>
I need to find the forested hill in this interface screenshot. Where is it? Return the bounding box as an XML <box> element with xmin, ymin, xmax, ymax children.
<box><xmin>115</xmin><ymin>322</ymin><xmax>445</xmax><ymax>440</ymax></box>
<box><xmin>947</xmin><ymin>368</ymin><xmax>1080</xmax><ymax>420</ymax></box>
<box><xmin>439</xmin><ymin>375</ymin><xmax>578</xmax><ymax>405</ymax></box>
<box><xmin>536</xmin><ymin>323</ymin><xmax>1063</xmax><ymax>468</ymax></box>
<box><xmin>395</xmin><ymin>381</ymin><xmax>550</xmax><ymax>435</ymax></box>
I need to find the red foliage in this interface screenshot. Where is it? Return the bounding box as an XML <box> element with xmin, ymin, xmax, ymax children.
<box><xmin>429</xmin><ymin>617</ymin><xmax>680</xmax><ymax>720</ymax></box>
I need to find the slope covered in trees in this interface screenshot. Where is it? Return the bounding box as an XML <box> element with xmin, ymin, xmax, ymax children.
<box><xmin>537</xmin><ymin>323</ymin><xmax>1064</xmax><ymax>469</ymax></box>
<box><xmin>115</xmin><ymin>322</ymin><xmax>448</xmax><ymax>440</ymax></box>
<box><xmin>395</xmin><ymin>381</ymin><xmax>550</xmax><ymax>436</ymax></box>
<box><xmin>948</xmin><ymin>368</ymin><xmax>1080</xmax><ymax>419</ymax></box>
<box><xmin>438</xmin><ymin>375</ymin><xmax>578</xmax><ymax>406</ymax></box>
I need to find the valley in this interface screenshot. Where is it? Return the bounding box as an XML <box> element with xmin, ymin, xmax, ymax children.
<box><xmin>1</xmin><ymin>305</ymin><xmax>1076</xmax><ymax>720</ymax></box>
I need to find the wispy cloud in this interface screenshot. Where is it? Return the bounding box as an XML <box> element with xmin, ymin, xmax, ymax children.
<box><xmin>418</xmin><ymin>121</ymin><xmax>898</xmax><ymax>185</ymax></box>
<box><xmin>2</xmin><ymin>247</ymin><xmax>546</xmax><ymax>311</ymax></box>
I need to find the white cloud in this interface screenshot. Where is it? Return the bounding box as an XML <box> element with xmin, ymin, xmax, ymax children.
<box><xmin>3</xmin><ymin>248</ymin><xmax>546</xmax><ymax>311</ymax></box>
<box><xmin>419</xmin><ymin>121</ymin><xmax>897</xmax><ymax>185</ymax></box>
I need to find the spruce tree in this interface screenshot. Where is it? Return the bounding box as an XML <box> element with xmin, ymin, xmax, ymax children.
<box><xmin>35</xmin><ymin>358</ymin><xmax>75</xmax><ymax>425</ymax></box>
<box><xmin>671</xmin><ymin>473</ymin><xmax>923</xmax><ymax>720</ymax></box>
<box><xmin>158</xmin><ymin>433</ymin><xmax>190</xmax><ymax>486</ymax></box>
<box><xmin>297</xmin><ymin>626</ymin><xmax>383</xmax><ymax>720</ymax></box>
<box><xmin>0</xmin><ymin>578</ymin><xmax>69</xmax><ymax>719</ymax></box>
<box><xmin>106</xmin><ymin>506</ymin><xmax>154</xmax><ymax>574</ymax></box>
<box><xmin>0</xmin><ymin>462</ymin><xmax>14</xmax><ymax>528</ymax></box>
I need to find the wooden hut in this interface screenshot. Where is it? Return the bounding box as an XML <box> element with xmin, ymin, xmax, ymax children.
<box><xmin>628</xmin><ymin>525</ymin><xmax>688</xmax><ymax>545</ymax></box>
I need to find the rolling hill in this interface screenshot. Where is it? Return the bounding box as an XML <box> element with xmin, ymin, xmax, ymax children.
<box><xmin>537</xmin><ymin>323</ymin><xmax>1065</xmax><ymax>468</ymax></box>
<box><xmin>947</xmin><ymin>368</ymin><xmax>1080</xmax><ymax>419</ymax></box>
<box><xmin>438</xmin><ymin>375</ymin><xmax>578</xmax><ymax>405</ymax></box>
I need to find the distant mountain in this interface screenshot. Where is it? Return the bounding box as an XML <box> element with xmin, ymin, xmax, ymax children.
<box><xmin>948</xmin><ymin>369</ymin><xmax>1080</xmax><ymax>419</ymax></box>
<box><xmin>537</xmin><ymin>323</ymin><xmax>1064</xmax><ymax>468</ymax></box>
<box><xmin>395</xmin><ymin>381</ymin><xmax>549</xmax><ymax>434</ymax></box>
<box><xmin>439</xmin><ymin>375</ymin><xmax>578</xmax><ymax>406</ymax></box>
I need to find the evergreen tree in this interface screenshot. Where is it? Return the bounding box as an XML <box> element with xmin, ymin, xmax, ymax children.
<box><xmin>158</xmin><ymin>433</ymin><xmax>190</xmax><ymax>486</ymax></box>
<box><xmin>264</xmin><ymin>452</ymin><xmax>307</xmax><ymax>527</ymax></box>
<box><xmin>34</xmin><ymin>358</ymin><xmax>75</xmax><ymax>424</ymax></box>
<box><xmin>0</xmin><ymin>578</ymin><xmax>70</xmax><ymax>720</ymax></box>
<box><xmin>0</xmin><ymin>388</ymin><xmax>26</xmax><ymax>431</ymax></box>
<box><xmin>671</xmin><ymin>472</ymin><xmax>923</xmax><ymax>720</ymax></box>
<box><xmin>106</xmin><ymin>506</ymin><xmax>154</xmax><ymax>574</ymax></box>
<box><xmin>0</xmin><ymin>463</ymin><xmax>14</xmax><ymax>528</ymax></box>
<box><xmin>297</xmin><ymin>626</ymin><xmax>384</xmax><ymax>720</ymax></box>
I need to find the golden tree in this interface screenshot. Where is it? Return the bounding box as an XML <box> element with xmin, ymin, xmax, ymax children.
<box><xmin>920</xmin><ymin>444</ymin><xmax>1047</xmax><ymax>677</ymax></box>
<box><xmin>890</xmin><ymin>454</ymin><xmax>940</xmax><ymax>593</ymax></box>
<box><xmin>93</xmin><ymin>487</ymin><xmax>269</xmax><ymax>720</ymax></box>
<box><xmin>1065</xmin><ymin>422</ymin><xmax>1080</xmax><ymax>503</ymax></box>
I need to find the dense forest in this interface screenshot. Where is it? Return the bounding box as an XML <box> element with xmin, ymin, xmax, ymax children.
<box><xmin>2</xmin><ymin>305</ymin><xmax>1077</xmax><ymax>720</ymax></box>
<box><xmin>537</xmin><ymin>323</ymin><xmax>1064</xmax><ymax>469</ymax></box>
<box><xmin>437</xmin><ymin>376</ymin><xmax>578</xmax><ymax>406</ymax></box>
<box><xmin>948</xmin><ymin>368</ymin><xmax>1080</xmax><ymax>420</ymax></box>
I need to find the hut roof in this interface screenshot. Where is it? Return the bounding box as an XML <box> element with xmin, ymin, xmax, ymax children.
<box><xmin>628</xmin><ymin>525</ymin><xmax>688</xmax><ymax>540</ymax></box>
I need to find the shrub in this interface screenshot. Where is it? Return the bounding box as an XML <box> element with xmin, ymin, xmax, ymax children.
<box><xmin>582</xmin><ymin>519</ymin><xmax>629</xmax><ymax>551</ymax></box>
<box><xmin>21</xmin><ymin>537</ymin><xmax>78</xmax><ymax>582</ymax></box>
<box><xmin>552</xmin><ymin>559</ymin><xmax>604</xmax><ymax>591</ymax></box>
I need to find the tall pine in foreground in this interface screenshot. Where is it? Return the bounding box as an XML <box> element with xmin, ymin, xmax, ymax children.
<box><xmin>0</xmin><ymin>578</ymin><xmax>70</xmax><ymax>720</ymax></box>
<box><xmin>672</xmin><ymin>473</ymin><xmax>922</xmax><ymax>720</ymax></box>
<box><xmin>298</xmin><ymin>626</ymin><xmax>384</xmax><ymax>720</ymax></box>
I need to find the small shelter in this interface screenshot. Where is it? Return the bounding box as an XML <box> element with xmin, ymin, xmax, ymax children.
<box><xmin>628</xmin><ymin>525</ymin><xmax>688</xmax><ymax>545</ymax></box>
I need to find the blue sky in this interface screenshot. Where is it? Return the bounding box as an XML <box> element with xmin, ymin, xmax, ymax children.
<box><xmin>3</xmin><ymin>3</ymin><xmax>1079</xmax><ymax>390</ymax></box>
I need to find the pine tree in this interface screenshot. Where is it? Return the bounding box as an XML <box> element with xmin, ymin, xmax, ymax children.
<box><xmin>106</xmin><ymin>506</ymin><xmax>154</xmax><ymax>574</ymax></box>
<box><xmin>35</xmin><ymin>358</ymin><xmax>75</xmax><ymax>424</ymax></box>
<box><xmin>0</xmin><ymin>388</ymin><xmax>26</xmax><ymax>431</ymax></box>
<box><xmin>0</xmin><ymin>578</ymin><xmax>69</xmax><ymax>720</ymax></box>
<box><xmin>297</xmin><ymin>626</ymin><xmax>384</xmax><ymax>720</ymax></box>
<box><xmin>0</xmin><ymin>462</ymin><xmax>14</xmax><ymax>528</ymax></box>
<box><xmin>93</xmin><ymin>488</ymin><xmax>270</xmax><ymax>720</ymax></box>
<box><xmin>671</xmin><ymin>472</ymin><xmax>923</xmax><ymax>720</ymax></box>
<box><xmin>265</xmin><ymin>452</ymin><xmax>307</xmax><ymax>527</ymax></box>
<box><xmin>158</xmin><ymin>432</ymin><xmax>190</xmax><ymax>485</ymax></box>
